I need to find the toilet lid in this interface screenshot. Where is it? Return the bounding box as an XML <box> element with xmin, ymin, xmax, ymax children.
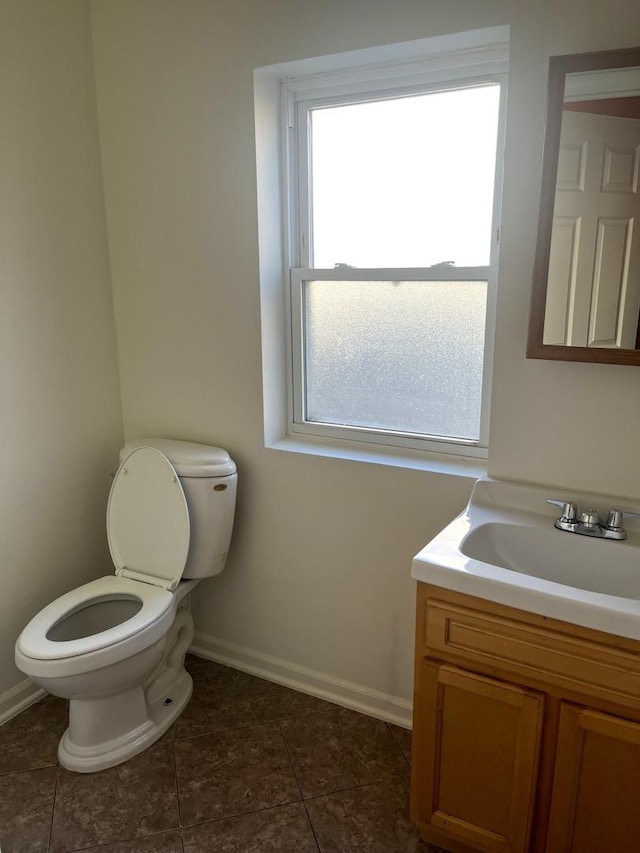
<box><xmin>107</xmin><ymin>446</ymin><xmax>190</xmax><ymax>590</ymax></box>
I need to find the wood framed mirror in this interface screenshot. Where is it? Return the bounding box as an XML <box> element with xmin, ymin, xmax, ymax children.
<box><xmin>527</xmin><ymin>47</ymin><xmax>640</xmax><ymax>364</ymax></box>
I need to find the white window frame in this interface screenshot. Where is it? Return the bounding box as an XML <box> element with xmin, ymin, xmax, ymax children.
<box><xmin>254</xmin><ymin>28</ymin><xmax>509</xmax><ymax>466</ymax></box>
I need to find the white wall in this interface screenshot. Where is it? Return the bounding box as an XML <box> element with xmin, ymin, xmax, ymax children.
<box><xmin>0</xmin><ymin>1</ymin><xmax>123</xmax><ymax>699</ymax></box>
<box><xmin>89</xmin><ymin>0</ymin><xmax>640</xmax><ymax>712</ymax></box>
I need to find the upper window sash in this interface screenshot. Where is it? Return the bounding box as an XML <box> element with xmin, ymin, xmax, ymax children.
<box><xmin>281</xmin><ymin>39</ymin><xmax>508</xmax><ymax>268</ymax></box>
<box><xmin>288</xmin><ymin>72</ymin><xmax>507</xmax><ymax>271</ymax></box>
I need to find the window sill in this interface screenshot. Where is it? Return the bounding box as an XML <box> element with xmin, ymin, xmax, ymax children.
<box><xmin>268</xmin><ymin>434</ymin><xmax>487</xmax><ymax>480</ymax></box>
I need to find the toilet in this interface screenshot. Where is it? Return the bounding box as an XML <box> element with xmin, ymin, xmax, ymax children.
<box><xmin>14</xmin><ymin>438</ymin><xmax>237</xmax><ymax>773</ymax></box>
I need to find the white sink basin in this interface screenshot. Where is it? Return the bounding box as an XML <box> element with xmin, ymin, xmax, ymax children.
<box><xmin>412</xmin><ymin>478</ymin><xmax>640</xmax><ymax>639</ymax></box>
<box><xmin>461</xmin><ymin>521</ymin><xmax>640</xmax><ymax>599</ymax></box>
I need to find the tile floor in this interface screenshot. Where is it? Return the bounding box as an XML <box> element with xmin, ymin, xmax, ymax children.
<box><xmin>0</xmin><ymin>655</ymin><xmax>445</xmax><ymax>853</ymax></box>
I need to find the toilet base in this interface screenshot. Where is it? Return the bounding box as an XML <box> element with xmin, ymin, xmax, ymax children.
<box><xmin>58</xmin><ymin>665</ymin><xmax>193</xmax><ymax>773</ymax></box>
<box><xmin>57</xmin><ymin>606</ymin><xmax>195</xmax><ymax>773</ymax></box>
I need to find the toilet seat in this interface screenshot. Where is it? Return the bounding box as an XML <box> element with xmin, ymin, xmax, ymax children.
<box><xmin>16</xmin><ymin>575</ymin><xmax>174</xmax><ymax>662</ymax></box>
<box><xmin>107</xmin><ymin>446</ymin><xmax>190</xmax><ymax>591</ymax></box>
<box><xmin>16</xmin><ymin>447</ymin><xmax>193</xmax><ymax>680</ymax></box>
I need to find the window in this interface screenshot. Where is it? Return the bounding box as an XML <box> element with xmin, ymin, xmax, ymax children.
<box><xmin>255</xmin><ymin>29</ymin><xmax>509</xmax><ymax>461</ymax></box>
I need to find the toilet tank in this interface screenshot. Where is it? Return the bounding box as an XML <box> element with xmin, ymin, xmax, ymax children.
<box><xmin>120</xmin><ymin>438</ymin><xmax>237</xmax><ymax>579</ymax></box>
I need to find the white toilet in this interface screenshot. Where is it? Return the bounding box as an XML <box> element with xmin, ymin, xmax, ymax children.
<box><xmin>15</xmin><ymin>438</ymin><xmax>237</xmax><ymax>773</ymax></box>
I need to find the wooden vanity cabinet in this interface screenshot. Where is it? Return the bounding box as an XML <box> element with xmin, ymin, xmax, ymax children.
<box><xmin>546</xmin><ymin>704</ymin><xmax>640</xmax><ymax>852</ymax></box>
<box><xmin>411</xmin><ymin>583</ymin><xmax>640</xmax><ymax>853</ymax></box>
<box><xmin>413</xmin><ymin>659</ymin><xmax>543</xmax><ymax>852</ymax></box>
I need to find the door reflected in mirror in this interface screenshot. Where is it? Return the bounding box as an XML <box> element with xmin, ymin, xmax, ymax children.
<box><xmin>528</xmin><ymin>48</ymin><xmax>640</xmax><ymax>364</ymax></box>
<box><xmin>546</xmin><ymin>66</ymin><xmax>640</xmax><ymax>348</ymax></box>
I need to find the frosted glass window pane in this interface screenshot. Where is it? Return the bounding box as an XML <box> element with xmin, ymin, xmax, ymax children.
<box><xmin>310</xmin><ymin>85</ymin><xmax>500</xmax><ymax>268</ymax></box>
<box><xmin>304</xmin><ymin>280</ymin><xmax>487</xmax><ymax>441</ymax></box>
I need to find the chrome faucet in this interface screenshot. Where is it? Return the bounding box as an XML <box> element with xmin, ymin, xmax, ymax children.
<box><xmin>547</xmin><ymin>500</ymin><xmax>640</xmax><ymax>541</ymax></box>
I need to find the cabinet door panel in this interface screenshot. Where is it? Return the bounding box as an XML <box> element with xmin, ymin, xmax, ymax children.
<box><xmin>412</xmin><ymin>661</ymin><xmax>543</xmax><ymax>853</ymax></box>
<box><xmin>547</xmin><ymin>703</ymin><xmax>640</xmax><ymax>853</ymax></box>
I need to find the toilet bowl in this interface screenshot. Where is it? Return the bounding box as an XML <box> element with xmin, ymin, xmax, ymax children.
<box><xmin>15</xmin><ymin>438</ymin><xmax>237</xmax><ymax>773</ymax></box>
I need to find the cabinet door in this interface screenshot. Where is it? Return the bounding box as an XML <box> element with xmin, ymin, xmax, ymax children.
<box><xmin>546</xmin><ymin>703</ymin><xmax>640</xmax><ymax>852</ymax></box>
<box><xmin>412</xmin><ymin>661</ymin><xmax>543</xmax><ymax>853</ymax></box>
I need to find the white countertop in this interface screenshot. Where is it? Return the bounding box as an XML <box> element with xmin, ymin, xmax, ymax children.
<box><xmin>412</xmin><ymin>478</ymin><xmax>640</xmax><ymax>641</ymax></box>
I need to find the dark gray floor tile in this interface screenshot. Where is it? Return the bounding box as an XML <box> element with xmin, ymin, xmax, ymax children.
<box><xmin>0</xmin><ymin>766</ymin><xmax>57</xmax><ymax>853</ymax></box>
<box><xmin>305</xmin><ymin>775</ymin><xmax>422</xmax><ymax>853</ymax></box>
<box><xmin>78</xmin><ymin>830</ymin><xmax>184</xmax><ymax>852</ymax></box>
<box><xmin>50</xmin><ymin>737</ymin><xmax>179</xmax><ymax>853</ymax></box>
<box><xmin>253</xmin><ymin>682</ymin><xmax>336</xmax><ymax>723</ymax></box>
<box><xmin>280</xmin><ymin>707</ymin><xmax>408</xmax><ymax>797</ymax></box>
<box><xmin>174</xmin><ymin>721</ymin><xmax>301</xmax><ymax>825</ymax></box>
<box><xmin>185</xmin><ymin>655</ymin><xmax>267</xmax><ymax>693</ymax></box>
<box><xmin>174</xmin><ymin>671</ymin><xmax>334</xmax><ymax>741</ymax></box>
<box><xmin>0</xmin><ymin>696</ymin><xmax>67</xmax><ymax>775</ymax></box>
<box><xmin>1</xmin><ymin>658</ymin><xmax>426</xmax><ymax>853</ymax></box>
<box><xmin>387</xmin><ymin>723</ymin><xmax>412</xmax><ymax>763</ymax></box>
<box><xmin>182</xmin><ymin>802</ymin><xmax>318</xmax><ymax>852</ymax></box>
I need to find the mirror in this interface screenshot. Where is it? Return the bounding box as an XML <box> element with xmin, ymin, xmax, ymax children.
<box><xmin>528</xmin><ymin>47</ymin><xmax>640</xmax><ymax>364</ymax></box>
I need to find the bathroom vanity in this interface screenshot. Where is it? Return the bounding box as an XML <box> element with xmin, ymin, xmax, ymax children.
<box><xmin>410</xmin><ymin>479</ymin><xmax>640</xmax><ymax>853</ymax></box>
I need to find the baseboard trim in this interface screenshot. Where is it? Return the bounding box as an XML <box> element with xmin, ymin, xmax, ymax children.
<box><xmin>190</xmin><ymin>632</ymin><xmax>412</xmax><ymax>729</ymax></box>
<box><xmin>0</xmin><ymin>678</ymin><xmax>46</xmax><ymax>726</ymax></box>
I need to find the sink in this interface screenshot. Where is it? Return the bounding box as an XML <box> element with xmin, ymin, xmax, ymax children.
<box><xmin>461</xmin><ymin>521</ymin><xmax>640</xmax><ymax>599</ymax></box>
<box><xmin>412</xmin><ymin>478</ymin><xmax>640</xmax><ymax>639</ymax></box>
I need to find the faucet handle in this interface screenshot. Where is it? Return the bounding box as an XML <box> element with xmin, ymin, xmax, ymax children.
<box><xmin>606</xmin><ymin>509</ymin><xmax>640</xmax><ymax>530</ymax></box>
<box><xmin>547</xmin><ymin>500</ymin><xmax>578</xmax><ymax>522</ymax></box>
<box><xmin>606</xmin><ymin>509</ymin><xmax>624</xmax><ymax>530</ymax></box>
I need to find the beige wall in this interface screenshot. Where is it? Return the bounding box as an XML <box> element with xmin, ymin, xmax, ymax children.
<box><xmin>0</xmin><ymin>1</ymin><xmax>123</xmax><ymax>696</ymax></box>
<box><xmin>88</xmin><ymin>0</ymin><xmax>640</xmax><ymax>708</ymax></box>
